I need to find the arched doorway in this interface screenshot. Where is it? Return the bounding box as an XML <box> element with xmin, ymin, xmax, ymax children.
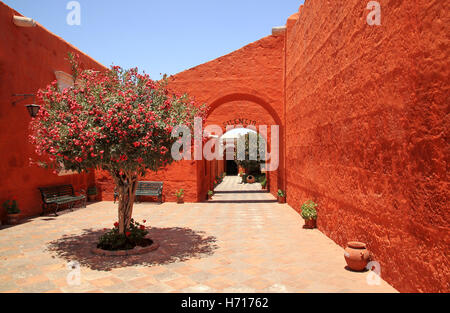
<box><xmin>221</xmin><ymin>128</ymin><xmax>264</xmax><ymax>177</ymax></box>
<box><xmin>200</xmin><ymin>94</ymin><xmax>284</xmax><ymax>200</ymax></box>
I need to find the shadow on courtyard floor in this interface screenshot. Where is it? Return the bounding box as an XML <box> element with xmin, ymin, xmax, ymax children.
<box><xmin>46</xmin><ymin>227</ymin><xmax>218</xmax><ymax>271</ymax></box>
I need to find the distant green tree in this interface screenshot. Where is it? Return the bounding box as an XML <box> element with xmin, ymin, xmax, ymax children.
<box><xmin>234</xmin><ymin>132</ymin><xmax>266</xmax><ymax>175</ymax></box>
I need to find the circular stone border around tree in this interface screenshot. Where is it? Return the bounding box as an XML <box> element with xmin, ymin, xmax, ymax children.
<box><xmin>91</xmin><ymin>236</ymin><xmax>159</xmax><ymax>257</ymax></box>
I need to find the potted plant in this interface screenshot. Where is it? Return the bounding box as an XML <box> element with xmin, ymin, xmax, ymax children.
<box><xmin>175</xmin><ymin>189</ymin><xmax>184</xmax><ymax>204</ymax></box>
<box><xmin>301</xmin><ymin>200</ymin><xmax>318</xmax><ymax>229</ymax></box>
<box><xmin>3</xmin><ymin>198</ymin><xmax>21</xmax><ymax>225</ymax></box>
<box><xmin>261</xmin><ymin>177</ymin><xmax>267</xmax><ymax>190</ymax></box>
<box><xmin>246</xmin><ymin>175</ymin><xmax>256</xmax><ymax>184</ymax></box>
<box><xmin>277</xmin><ymin>190</ymin><xmax>286</xmax><ymax>204</ymax></box>
<box><xmin>208</xmin><ymin>190</ymin><xmax>214</xmax><ymax>200</ymax></box>
<box><xmin>87</xmin><ymin>186</ymin><xmax>98</xmax><ymax>202</ymax></box>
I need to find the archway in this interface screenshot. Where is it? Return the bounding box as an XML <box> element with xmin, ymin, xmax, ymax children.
<box><xmin>199</xmin><ymin>94</ymin><xmax>285</xmax><ymax>200</ymax></box>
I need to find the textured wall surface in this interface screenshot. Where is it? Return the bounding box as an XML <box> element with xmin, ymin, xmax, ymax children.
<box><xmin>0</xmin><ymin>2</ymin><xmax>105</xmax><ymax>220</ymax></box>
<box><xmin>285</xmin><ymin>0</ymin><xmax>449</xmax><ymax>293</ymax></box>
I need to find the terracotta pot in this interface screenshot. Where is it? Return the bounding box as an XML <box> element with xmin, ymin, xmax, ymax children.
<box><xmin>304</xmin><ymin>219</ymin><xmax>317</xmax><ymax>229</ymax></box>
<box><xmin>278</xmin><ymin>196</ymin><xmax>286</xmax><ymax>204</ymax></box>
<box><xmin>344</xmin><ymin>242</ymin><xmax>371</xmax><ymax>271</ymax></box>
<box><xmin>7</xmin><ymin>213</ymin><xmax>21</xmax><ymax>225</ymax></box>
<box><xmin>88</xmin><ymin>195</ymin><xmax>97</xmax><ymax>202</ymax></box>
<box><xmin>208</xmin><ymin>194</ymin><xmax>213</xmax><ymax>200</ymax></box>
<box><xmin>177</xmin><ymin>198</ymin><xmax>184</xmax><ymax>204</ymax></box>
<box><xmin>246</xmin><ymin>175</ymin><xmax>256</xmax><ymax>184</ymax></box>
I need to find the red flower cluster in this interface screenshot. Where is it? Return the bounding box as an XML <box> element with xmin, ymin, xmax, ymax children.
<box><xmin>29</xmin><ymin>63</ymin><xmax>207</xmax><ymax>176</ymax></box>
<box><xmin>29</xmin><ymin>56</ymin><xmax>207</xmax><ymax>236</ymax></box>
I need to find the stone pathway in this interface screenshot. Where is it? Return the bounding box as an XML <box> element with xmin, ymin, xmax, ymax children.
<box><xmin>0</xmin><ymin>176</ymin><xmax>397</xmax><ymax>293</ymax></box>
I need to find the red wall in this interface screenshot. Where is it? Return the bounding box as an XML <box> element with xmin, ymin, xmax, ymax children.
<box><xmin>96</xmin><ymin>161</ymin><xmax>200</xmax><ymax>203</ymax></box>
<box><xmin>0</xmin><ymin>2</ymin><xmax>105</xmax><ymax>221</ymax></box>
<box><xmin>284</xmin><ymin>1</ymin><xmax>449</xmax><ymax>293</ymax></box>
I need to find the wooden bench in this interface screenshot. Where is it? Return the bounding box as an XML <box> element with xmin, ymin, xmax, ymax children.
<box><xmin>38</xmin><ymin>185</ymin><xmax>86</xmax><ymax>216</ymax></box>
<box><xmin>114</xmin><ymin>181</ymin><xmax>163</xmax><ymax>204</ymax></box>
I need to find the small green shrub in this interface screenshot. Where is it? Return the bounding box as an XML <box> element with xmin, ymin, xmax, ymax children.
<box><xmin>87</xmin><ymin>186</ymin><xmax>98</xmax><ymax>196</ymax></box>
<box><xmin>208</xmin><ymin>190</ymin><xmax>214</xmax><ymax>196</ymax></box>
<box><xmin>277</xmin><ymin>190</ymin><xmax>285</xmax><ymax>197</ymax></box>
<box><xmin>97</xmin><ymin>219</ymin><xmax>150</xmax><ymax>251</ymax></box>
<box><xmin>301</xmin><ymin>200</ymin><xmax>318</xmax><ymax>220</ymax></box>
<box><xmin>260</xmin><ymin>176</ymin><xmax>267</xmax><ymax>188</ymax></box>
<box><xmin>3</xmin><ymin>199</ymin><xmax>20</xmax><ymax>215</ymax></box>
<box><xmin>175</xmin><ymin>189</ymin><xmax>184</xmax><ymax>199</ymax></box>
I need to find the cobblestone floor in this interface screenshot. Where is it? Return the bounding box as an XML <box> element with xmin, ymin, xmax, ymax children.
<box><xmin>0</xmin><ymin>176</ymin><xmax>397</xmax><ymax>293</ymax></box>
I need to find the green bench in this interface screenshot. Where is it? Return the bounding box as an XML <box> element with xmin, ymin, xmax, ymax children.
<box><xmin>114</xmin><ymin>181</ymin><xmax>163</xmax><ymax>204</ymax></box>
<box><xmin>38</xmin><ymin>185</ymin><xmax>86</xmax><ymax>216</ymax></box>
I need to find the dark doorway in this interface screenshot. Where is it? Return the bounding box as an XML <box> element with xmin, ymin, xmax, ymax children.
<box><xmin>226</xmin><ymin>160</ymin><xmax>238</xmax><ymax>175</ymax></box>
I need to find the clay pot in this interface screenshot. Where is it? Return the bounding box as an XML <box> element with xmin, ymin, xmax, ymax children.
<box><xmin>303</xmin><ymin>219</ymin><xmax>317</xmax><ymax>229</ymax></box>
<box><xmin>208</xmin><ymin>194</ymin><xmax>213</xmax><ymax>200</ymax></box>
<box><xmin>344</xmin><ymin>242</ymin><xmax>371</xmax><ymax>271</ymax></box>
<box><xmin>246</xmin><ymin>175</ymin><xmax>256</xmax><ymax>184</ymax></box>
<box><xmin>177</xmin><ymin>198</ymin><xmax>184</xmax><ymax>204</ymax></box>
<box><xmin>278</xmin><ymin>196</ymin><xmax>286</xmax><ymax>204</ymax></box>
<box><xmin>88</xmin><ymin>194</ymin><xmax>97</xmax><ymax>202</ymax></box>
<box><xmin>7</xmin><ymin>213</ymin><xmax>21</xmax><ymax>225</ymax></box>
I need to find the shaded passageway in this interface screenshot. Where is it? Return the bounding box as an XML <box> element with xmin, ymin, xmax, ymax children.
<box><xmin>210</xmin><ymin>176</ymin><xmax>276</xmax><ymax>204</ymax></box>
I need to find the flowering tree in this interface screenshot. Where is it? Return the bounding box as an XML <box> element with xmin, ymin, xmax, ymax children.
<box><xmin>30</xmin><ymin>60</ymin><xmax>206</xmax><ymax>234</ymax></box>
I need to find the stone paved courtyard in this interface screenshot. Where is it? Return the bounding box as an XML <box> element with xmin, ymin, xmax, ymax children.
<box><xmin>0</xmin><ymin>177</ymin><xmax>397</xmax><ymax>293</ymax></box>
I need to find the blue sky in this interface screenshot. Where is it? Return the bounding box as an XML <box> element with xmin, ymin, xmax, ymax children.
<box><xmin>5</xmin><ymin>0</ymin><xmax>303</xmax><ymax>79</ymax></box>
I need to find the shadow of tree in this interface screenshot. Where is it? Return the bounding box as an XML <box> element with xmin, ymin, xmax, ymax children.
<box><xmin>46</xmin><ymin>227</ymin><xmax>218</xmax><ymax>271</ymax></box>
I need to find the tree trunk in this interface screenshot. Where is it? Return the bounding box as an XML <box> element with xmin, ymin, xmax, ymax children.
<box><xmin>113</xmin><ymin>171</ymin><xmax>138</xmax><ymax>234</ymax></box>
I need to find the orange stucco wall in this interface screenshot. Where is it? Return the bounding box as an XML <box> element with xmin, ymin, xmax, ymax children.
<box><xmin>284</xmin><ymin>1</ymin><xmax>449</xmax><ymax>293</ymax></box>
<box><xmin>0</xmin><ymin>2</ymin><xmax>106</xmax><ymax>221</ymax></box>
